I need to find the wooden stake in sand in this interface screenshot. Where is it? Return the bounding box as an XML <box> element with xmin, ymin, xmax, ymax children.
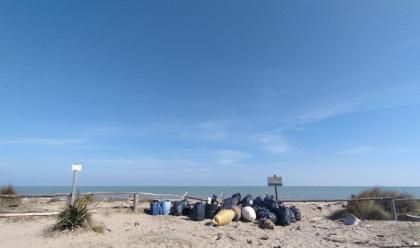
<box><xmin>133</xmin><ymin>193</ymin><xmax>139</xmax><ymax>212</ymax></box>
<box><xmin>71</xmin><ymin>163</ymin><xmax>82</xmax><ymax>205</ymax></box>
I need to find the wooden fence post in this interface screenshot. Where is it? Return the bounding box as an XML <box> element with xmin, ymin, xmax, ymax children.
<box><xmin>390</xmin><ymin>199</ymin><xmax>397</xmax><ymax>221</ymax></box>
<box><xmin>133</xmin><ymin>193</ymin><xmax>139</xmax><ymax>213</ymax></box>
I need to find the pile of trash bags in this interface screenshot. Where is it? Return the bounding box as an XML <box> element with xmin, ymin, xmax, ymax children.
<box><xmin>149</xmin><ymin>193</ymin><xmax>302</xmax><ymax>229</ymax></box>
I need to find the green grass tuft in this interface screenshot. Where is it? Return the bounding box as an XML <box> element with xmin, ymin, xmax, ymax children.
<box><xmin>55</xmin><ymin>198</ymin><xmax>91</xmax><ymax>231</ymax></box>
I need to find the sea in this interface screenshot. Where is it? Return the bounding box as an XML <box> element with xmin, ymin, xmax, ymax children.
<box><xmin>14</xmin><ymin>186</ymin><xmax>420</xmax><ymax>200</ymax></box>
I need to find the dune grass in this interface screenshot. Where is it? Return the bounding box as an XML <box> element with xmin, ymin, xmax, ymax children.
<box><xmin>0</xmin><ymin>184</ymin><xmax>21</xmax><ymax>207</ymax></box>
<box><xmin>331</xmin><ymin>187</ymin><xmax>419</xmax><ymax>220</ymax></box>
<box><xmin>81</xmin><ymin>194</ymin><xmax>96</xmax><ymax>204</ymax></box>
<box><xmin>0</xmin><ymin>184</ymin><xmax>17</xmax><ymax>195</ymax></box>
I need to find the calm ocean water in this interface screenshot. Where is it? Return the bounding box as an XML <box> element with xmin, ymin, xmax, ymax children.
<box><xmin>15</xmin><ymin>186</ymin><xmax>420</xmax><ymax>200</ymax></box>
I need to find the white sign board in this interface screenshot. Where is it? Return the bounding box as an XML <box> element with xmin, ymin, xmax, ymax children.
<box><xmin>72</xmin><ymin>164</ymin><xmax>82</xmax><ymax>171</ymax></box>
<box><xmin>267</xmin><ymin>176</ymin><xmax>282</xmax><ymax>186</ymax></box>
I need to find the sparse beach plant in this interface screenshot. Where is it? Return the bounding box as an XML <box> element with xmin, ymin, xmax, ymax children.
<box><xmin>347</xmin><ymin>200</ymin><xmax>391</xmax><ymax>220</ymax></box>
<box><xmin>55</xmin><ymin>198</ymin><xmax>91</xmax><ymax>231</ymax></box>
<box><xmin>92</xmin><ymin>224</ymin><xmax>105</xmax><ymax>233</ymax></box>
<box><xmin>0</xmin><ymin>184</ymin><xmax>21</xmax><ymax>207</ymax></box>
<box><xmin>0</xmin><ymin>184</ymin><xmax>17</xmax><ymax>195</ymax></box>
<box><xmin>82</xmin><ymin>194</ymin><xmax>95</xmax><ymax>204</ymax></box>
<box><xmin>346</xmin><ymin>187</ymin><xmax>418</xmax><ymax>220</ymax></box>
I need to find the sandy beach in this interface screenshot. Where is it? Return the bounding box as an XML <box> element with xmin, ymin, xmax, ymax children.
<box><xmin>1</xmin><ymin>198</ymin><xmax>419</xmax><ymax>248</ymax></box>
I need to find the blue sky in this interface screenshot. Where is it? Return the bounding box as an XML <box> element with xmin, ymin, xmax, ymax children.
<box><xmin>1</xmin><ymin>0</ymin><xmax>420</xmax><ymax>186</ymax></box>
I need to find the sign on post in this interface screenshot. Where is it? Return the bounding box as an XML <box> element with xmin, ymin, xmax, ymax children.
<box><xmin>267</xmin><ymin>175</ymin><xmax>282</xmax><ymax>186</ymax></box>
<box><xmin>71</xmin><ymin>163</ymin><xmax>82</xmax><ymax>205</ymax></box>
<box><xmin>267</xmin><ymin>175</ymin><xmax>282</xmax><ymax>202</ymax></box>
<box><xmin>72</xmin><ymin>164</ymin><xmax>82</xmax><ymax>171</ymax></box>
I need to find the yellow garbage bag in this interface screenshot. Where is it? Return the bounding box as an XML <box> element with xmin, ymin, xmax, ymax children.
<box><xmin>213</xmin><ymin>209</ymin><xmax>235</xmax><ymax>226</ymax></box>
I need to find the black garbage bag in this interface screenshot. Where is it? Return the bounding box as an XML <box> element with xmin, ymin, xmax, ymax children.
<box><xmin>268</xmin><ymin>211</ymin><xmax>277</xmax><ymax>224</ymax></box>
<box><xmin>192</xmin><ymin>202</ymin><xmax>205</xmax><ymax>221</ymax></box>
<box><xmin>264</xmin><ymin>195</ymin><xmax>280</xmax><ymax>211</ymax></box>
<box><xmin>253</xmin><ymin>196</ymin><xmax>266</xmax><ymax>208</ymax></box>
<box><xmin>171</xmin><ymin>200</ymin><xmax>188</xmax><ymax>216</ymax></box>
<box><xmin>255</xmin><ymin>207</ymin><xmax>270</xmax><ymax>219</ymax></box>
<box><xmin>290</xmin><ymin>206</ymin><xmax>302</xmax><ymax>221</ymax></box>
<box><xmin>290</xmin><ymin>210</ymin><xmax>296</xmax><ymax>223</ymax></box>
<box><xmin>205</xmin><ymin>203</ymin><xmax>219</xmax><ymax>219</ymax></box>
<box><xmin>221</xmin><ymin>193</ymin><xmax>241</xmax><ymax>209</ymax></box>
<box><xmin>255</xmin><ymin>207</ymin><xmax>277</xmax><ymax>224</ymax></box>
<box><xmin>273</xmin><ymin>206</ymin><xmax>293</xmax><ymax>226</ymax></box>
<box><xmin>240</xmin><ymin>194</ymin><xmax>253</xmax><ymax>207</ymax></box>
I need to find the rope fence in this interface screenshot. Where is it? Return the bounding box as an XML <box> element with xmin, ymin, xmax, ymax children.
<box><xmin>1</xmin><ymin>192</ymin><xmax>419</xmax><ymax>220</ymax></box>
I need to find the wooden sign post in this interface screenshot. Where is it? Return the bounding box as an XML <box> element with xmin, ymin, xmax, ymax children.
<box><xmin>267</xmin><ymin>175</ymin><xmax>283</xmax><ymax>202</ymax></box>
<box><xmin>71</xmin><ymin>163</ymin><xmax>82</xmax><ymax>205</ymax></box>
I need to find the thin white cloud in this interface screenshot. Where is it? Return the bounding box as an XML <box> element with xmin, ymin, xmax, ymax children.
<box><xmin>0</xmin><ymin>138</ymin><xmax>84</xmax><ymax>146</ymax></box>
<box><xmin>259</xmin><ymin>134</ymin><xmax>289</xmax><ymax>154</ymax></box>
<box><xmin>191</xmin><ymin>121</ymin><xmax>228</xmax><ymax>140</ymax></box>
<box><xmin>134</xmin><ymin>120</ymin><xmax>233</xmax><ymax>141</ymax></box>
<box><xmin>88</xmin><ymin>127</ymin><xmax>119</xmax><ymax>136</ymax></box>
<box><xmin>217</xmin><ymin>150</ymin><xmax>252</xmax><ymax>166</ymax></box>
<box><xmin>85</xmin><ymin>157</ymin><xmax>212</xmax><ymax>172</ymax></box>
<box><xmin>297</xmin><ymin>97</ymin><xmax>364</xmax><ymax>125</ymax></box>
<box><xmin>341</xmin><ymin>146</ymin><xmax>373</xmax><ymax>154</ymax></box>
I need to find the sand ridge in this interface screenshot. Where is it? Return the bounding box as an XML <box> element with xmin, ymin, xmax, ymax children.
<box><xmin>0</xmin><ymin>200</ymin><xmax>419</xmax><ymax>248</ymax></box>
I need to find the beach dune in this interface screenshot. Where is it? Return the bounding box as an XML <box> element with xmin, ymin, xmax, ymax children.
<box><xmin>0</xmin><ymin>199</ymin><xmax>419</xmax><ymax>248</ymax></box>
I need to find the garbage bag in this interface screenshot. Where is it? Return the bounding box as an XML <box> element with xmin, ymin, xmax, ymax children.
<box><xmin>240</xmin><ymin>194</ymin><xmax>253</xmax><ymax>207</ymax></box>
<box><xmin>290</xmin><ymin>206</ymin><xmax>302</xmax><ymax>221</ymax></box>
<box><xmin>273</xmin><ymin>206</ymin><xmax>293</xmax><ymax>226</ymax></box>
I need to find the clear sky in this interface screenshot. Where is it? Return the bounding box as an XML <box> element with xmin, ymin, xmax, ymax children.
<box><xmin>1</xmin><ymin>0</ymin><xmax>420</xmax><ymax>186</ymax></box>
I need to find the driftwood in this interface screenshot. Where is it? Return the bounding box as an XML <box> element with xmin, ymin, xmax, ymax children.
<box><xmin>398</xmin><ymin>214</ymin><xmax>420</xmax><ymax>222</ymax></box>
<box><xmin>0</xmin><ymin>209</ymin><xmax>98</xmax><ymax>218</ymax></box>
<box><xmin>0</xmin><ymin>212</ymin><xmax>59</xmax><ymax>217</ymax></box>
<box><xmin>1</xmin><ymin>192</ymin><xmax>419</xmax><ymax>204</ymax></box>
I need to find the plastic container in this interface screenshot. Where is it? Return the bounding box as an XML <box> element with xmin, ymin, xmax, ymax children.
<box><xmin>150</xmin><ymin>201</ymin><xmax>162</xmax><ymax>215</ymax></box>
<box><xmin>192</xmin><ymin>202</ymin><xmax>205</xmax><ymax>221</ymax></box>
<box><xmin>161</xmin><ymin>200</ymin><xmax>172</xmax><ymax>215</ymax></box>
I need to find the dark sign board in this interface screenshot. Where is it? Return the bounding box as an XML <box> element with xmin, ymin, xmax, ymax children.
<box><xmin>267</xmin><ymin>175</ymin><xmax>282</xmax><ymax>186</ymax></box>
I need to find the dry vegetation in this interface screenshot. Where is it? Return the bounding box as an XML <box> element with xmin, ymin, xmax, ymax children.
<box><xmin>331</xmin><ymin>188</ymin><xmax>419</xmax><ymax>220</ymax></box>
<box><xmin>0</xmin><ymin>184</ymin><xmax>21</xmax><ymax>207</ymax></box>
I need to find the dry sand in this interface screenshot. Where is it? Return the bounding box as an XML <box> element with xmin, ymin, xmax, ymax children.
<box><xmin>0</xmin><ymin>199</ymin><xmax>419</xmax><ymax>248</ymax></box>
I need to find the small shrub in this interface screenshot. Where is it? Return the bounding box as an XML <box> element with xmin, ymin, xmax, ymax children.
<box><xmin>347</xmin><ymin>200</ymin><xmax>391</xmax><ymax>220</ymax></box>
<box><xmin>346</xmin><ymin>188</ymin><xmax>418</xmax><ymax>220</ymax></box>
<box><xmin>47</xmin><ymin>197</ymin><xmax>60</xmax><ymax>203</ymax></box>
<box><xmin>82</xmin><ymin>194</ymin><xmax>95</xmax><ymax>204</ymax></box>
<box><xmin>0</xmin><ymin>185</ymin><xmax>17</xmax><ymax>195</ymax></box>
<box><xmin>0</xmin><ymin>184</ymin><xmax>21</xmax><ymax>207</ymax></box>
<box><xmin>55</xmin><ymin>198</ymin><xmax>91</xmax><ymax>231</ymax></box>
<box><xmin>92</xmin><ymin>224</ymin><xmax>105</xmax><ymax>233</ymax></box>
